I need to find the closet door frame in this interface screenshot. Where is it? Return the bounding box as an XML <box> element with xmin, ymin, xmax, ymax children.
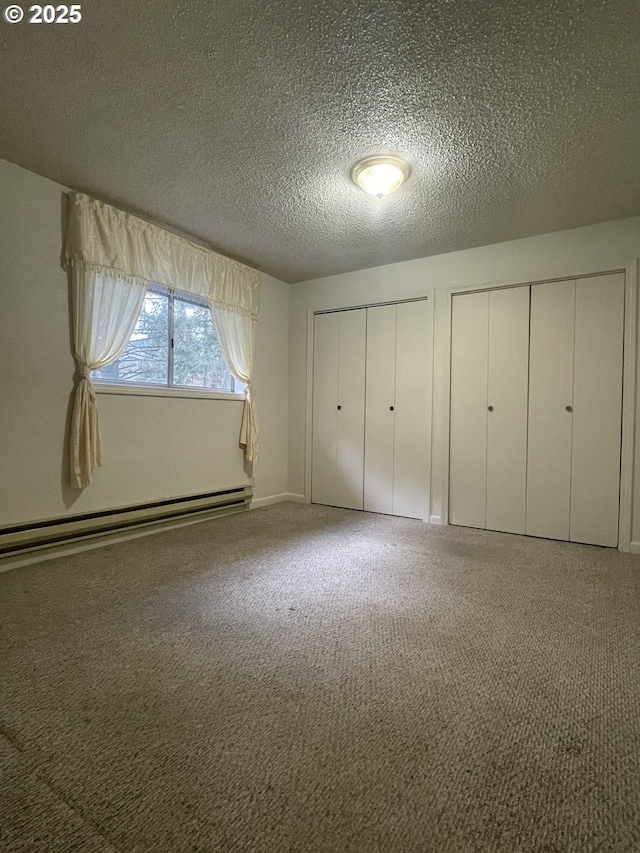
<box><xmin>305</xmin><ymin>295</ymin><xmax>435</xmax><ymax>522</ymax></box>
<box><xmin>440</xmin><ymin>263</ymin><xmax>638</xmax><ymax>552</ymax></box>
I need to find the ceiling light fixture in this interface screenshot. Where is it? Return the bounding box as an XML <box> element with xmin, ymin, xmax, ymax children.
<box><xmin>351</xmin><ymin>155</ymin><xmax>411</xmax><ymax>198</ymax></box>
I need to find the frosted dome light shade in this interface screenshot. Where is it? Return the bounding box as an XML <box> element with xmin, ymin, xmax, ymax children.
<box><xmin>351</xmin><ymin>155</ymin><xmax>411</xmax><ymax>197</ymax></box>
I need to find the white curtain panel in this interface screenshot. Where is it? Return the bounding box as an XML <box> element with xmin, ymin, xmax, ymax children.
<box><xmin>211</xmin><ymin>306</ymin><xmax>259</xmax><ymax>463</ymax></box>
<box><xmin>69</xmin><ymin>263</ymin><xmax>147</xmax><ymax>488</ymax></box>
<box><xmin>64</xmin><ymin>193</ymin><xmax>260</xmax><ymax>486</ymax></box>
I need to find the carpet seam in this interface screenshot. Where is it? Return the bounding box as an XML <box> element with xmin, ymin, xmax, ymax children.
<box><xmin>1</xmin><ymin>723</ymin><xmax>121</xmax><ymax>853</ymax></box>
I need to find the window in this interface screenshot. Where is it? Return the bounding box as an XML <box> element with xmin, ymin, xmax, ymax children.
<box><xmin>92</xmin><ymin>286</ymin><xmax>242</xmax><ymax>393</ymax></box>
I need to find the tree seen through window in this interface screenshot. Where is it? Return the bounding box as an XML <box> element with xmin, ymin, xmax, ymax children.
<box><xmin>92</xmin><ymin>287</ymin><xmax>237</xmax><ymax>392</ymax></box>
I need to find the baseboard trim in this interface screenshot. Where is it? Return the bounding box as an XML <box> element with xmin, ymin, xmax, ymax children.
<box><xmin>429</xmin><ymin>515</ymin><xmax>442</xmax><ymax>525</ymax></box>
<box><xmin>629</xmin><ymin>541</ymin><xmax>640</xmax><ymax>555</ymax></box>
<box><xmin>0</xmin><ymin>504</ymin><xmax>249</xmax><ymax>572</ymax></box>
<box><xmin>250</xmin><ymin>493</ymin><xmax>306</xmax><ymax>509</ymax></box>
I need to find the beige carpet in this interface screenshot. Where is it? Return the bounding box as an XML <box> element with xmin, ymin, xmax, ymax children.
<box><xmin>1</xmin><ymin>502</ymin><xmax>638</xmax><ymax>852</ymax></box>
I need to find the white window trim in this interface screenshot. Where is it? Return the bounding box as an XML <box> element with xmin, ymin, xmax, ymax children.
<box><xmin>91</xmin><ymin>284</ymin><xmax>245</xmax><ymax>399</ymax></box>
<box><xmin>93</xmin><ymin>383</ymin><xmax>245</xmax><ymax>401</ymax></box>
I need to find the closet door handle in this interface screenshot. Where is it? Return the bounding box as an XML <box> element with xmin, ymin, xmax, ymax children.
<box><xmin>337</xmin><ymin>405</ymin><xmax>342</xmax><ymax>410</ymax></box>
<box><xmin>566</xmin><ymin>405</ymin><xmax>572</xmax><ymax>412</ymax></box>
<box><xmin>488</xmin><ymin>406</ymin><xmax>494</xmax><ymax>412</ymax></box>
<box><xmin>389</xmin><ymin>406</ymin><xmax>394</xmax><ymax>411</ymax></box>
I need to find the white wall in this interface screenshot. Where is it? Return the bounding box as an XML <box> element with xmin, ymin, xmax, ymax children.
<box><xmin>289</xmin><ymin>218</ymin><xmax>640</xmax><ymax>548</ymax></box>
<box><xmin>635</xmin><ymin>288</ymin><xmax>640</xmax><ymax>547</ymax></box>
<box><xmin>252</xmin><ymin>272</ymin><xmax>290</xmax><ymax>502</ymax></box>
<box><xmin>0</xmin><ymin>160</ymin><xmax>289</xmax><ymax>525</ymax></box>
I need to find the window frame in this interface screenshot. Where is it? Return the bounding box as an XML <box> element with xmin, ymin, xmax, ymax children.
<box><xmin>92</xmin><ymin>284</ymin><xmax>245</xmax><ymax>400</ymax></box>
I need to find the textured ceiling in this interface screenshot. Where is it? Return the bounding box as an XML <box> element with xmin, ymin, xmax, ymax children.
<box><xmin>1</xmin><ymin>0</ymin><xmax>638</xmax><ymax>283</ymax></box>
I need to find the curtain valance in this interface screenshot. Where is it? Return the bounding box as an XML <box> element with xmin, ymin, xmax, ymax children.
<box><xmin>64</xmin><ymin>193</ymin><xmax>259</xmax><ymax>319</ymax></box>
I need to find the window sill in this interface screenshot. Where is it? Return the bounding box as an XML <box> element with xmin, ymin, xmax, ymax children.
<box><xmin>93</xmin><ymin>383</ymin><xmax>245</xmax><ymax>401</ymax></box>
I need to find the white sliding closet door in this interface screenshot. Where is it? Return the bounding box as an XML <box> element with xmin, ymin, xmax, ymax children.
<box><xmin>312</xmin><ymin>309</ymin><xmax>366</xmax><ymax>510</ymax></box>
<box><xmin>393</xmin><ymin>300</ymin><xmax>430</xmax><ymax>519</ymax></box>
<box><xmin>336</xmin><ymin>309</ymin><xmax>367</xmax><ymax>509</ymax></box>
<box><xmin>313</xmin><ymin>300</ymin><xmax>430</xmax><ymax>519</ymax></box>
<box><xmin>450</xmin><ymin>276</ymin><xmax>624</xmax><ymax>547</ymax></box>
<box><xmin>526</xmin><ymin>281</ymin><xmax>576</xmax><ymax>541</ymax></box>
<box><xmin>486</xmin><ymin>286</ymin><xmax>530</xmax><ymax>534</ymax></box>
<box><xmin>449</xmin><ymin>291</ymin><xmax>489</xmax><ymax>528</ymax></box>
<box><xmin>311</xmin><ymin>312</ymin><xmax>339</xmax><ymax>507</ymax></box>
<box><xmin>363</xmin><ymin>300</ymin><xmax>430</xmax><ymax>519</ymax></box>
<box><xmin>364</xmin><ymin>304</ymin><xmax>396</xmax><ymax>514</ymax></box>
<box><xmin>570</xmin><ymin>274</ymin><xmax>624</xmax><ymax>546</ymax></box>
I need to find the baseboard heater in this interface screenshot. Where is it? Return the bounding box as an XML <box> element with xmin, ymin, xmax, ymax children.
<box><xmin>0</xmin><ymin>486</ymin><xmax>252</xmax><ymax>558</ymax></box>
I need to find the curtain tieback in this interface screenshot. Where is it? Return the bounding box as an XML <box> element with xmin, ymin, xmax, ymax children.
<box><xmin>76</xmin><ymin>364</ymin><xmax>92</xmax><ymax>382</ymax></box>
<box><xmin>244</xmin><ymin>383</ymin><xmax>253</xmax><ymax>400</ymax></box>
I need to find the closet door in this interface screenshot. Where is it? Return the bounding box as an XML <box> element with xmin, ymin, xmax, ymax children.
<box><xmin>364</xmin><ymin>304</ymin><xmax>396</xmax><ymax>514</ymax></box>
<box><xmin>311</xmin><ymin>312</ymin><xmax>339</xmax><ymax>506</ymax></box>
<box><xmin>311</xmin><ymin>309</ymin><xmax>366</xmax><ymax>510</ymax></box>
<box><xmin>336</xmin><ymin>309</ymin><xmax>366</xmax><ymax>509</ymax></box>
<box><xmin>449</xmin><ymin>291</ymin><xmax>489</xmax><ymax>528</ymax></box>
<box><xmin>526</xmin><ymin>281</ymin><xmax>575</xmax><ymax>541</ymax></box>
<box><xmin>570</xmin><ymin>274</ymin><xmax>624</xmax><ymax>546</ymax></box>
<box><xmin>363</xmin><ymin>300</ymin><xmax>430</xmax><ymax>519</ymax></box>
<box><xmin>393</xmin><ymin>300</ymin><xmax>430</xmax><ymax>519</ymax></box>
<box><xmin>485</xmin><ymin>286</ymin><xmax>530</xmax><ymax>534</ymax></box>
